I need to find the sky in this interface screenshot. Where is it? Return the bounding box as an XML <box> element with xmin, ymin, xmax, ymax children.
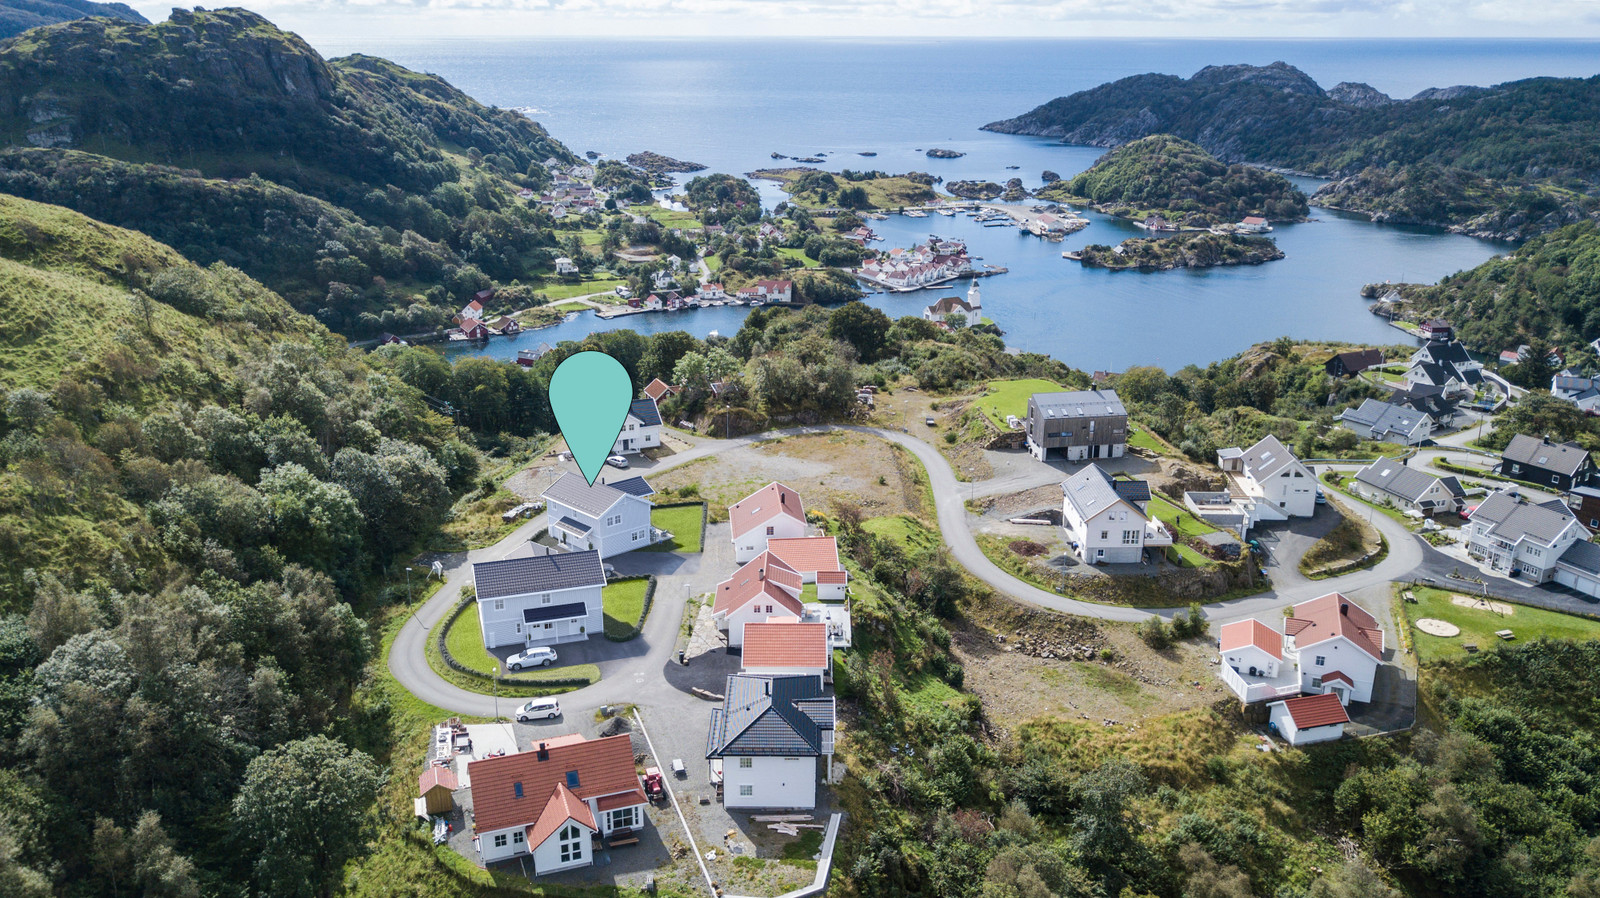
<box><xmin>130</xmin><ymin>0</ymin><xmax>1600</xmax><ymax>39</ymax></box>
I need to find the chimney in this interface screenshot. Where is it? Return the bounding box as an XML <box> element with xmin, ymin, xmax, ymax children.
<box><xmin>1340</xmin><ymin>603</ymin><xmax>1349</xmax><ymax>616</ymax></box>
<box><xmin>537</xmin><ymin>742</ymin><xmax>549</xmax><ymax>761</ymax></box>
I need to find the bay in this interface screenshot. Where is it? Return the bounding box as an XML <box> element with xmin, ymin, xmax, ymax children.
<box><xmin>308</xmin><ymin>37</ymin><xmax>1600</xmax><ymax>370</ymax></box>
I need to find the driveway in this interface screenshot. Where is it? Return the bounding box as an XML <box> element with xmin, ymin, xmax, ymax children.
<box><xmin>390</xmin><ymin>424</ymin><xmax>1437</xmax><ymax>718</ymax></box>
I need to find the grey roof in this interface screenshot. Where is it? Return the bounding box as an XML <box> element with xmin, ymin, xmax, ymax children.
<box><xmin>705</xmin><ymin>675</ymin><xmax>833</xmax><ymax>758</ymax></box>
<box><xmin>1061</xmin><ymin>464</ymin><xmax>1141</xmax><ymax>519</ymax></box>
<box><xmin>1240</xmin><ymin>434</ymin><xmax>1302</xmax><ymax>481</ymax></box>
<box><xmin>1540</xmin><ymin>498</ymin><xmax>1577</xmax><ymax>518</ymax></box>
<box><xmin>1558</xmin><ymin>540</ymin><xmax>1600</xmax><ymax>576</ymax></box>
<box><xmin>1113</xmin><ymin>479</ymin><xmax>1151</xmax><ymax>504</ymax></box>
<box><xmin>1354</xmin><ymin>458</ymin><xmax>1446</xmax><ymax>503</ymax></box>
<box><xmin>608</xmin><ymin>475</ymin><xmax>656</xmax><ymax>498</ymax></box>
<box><xmin>1471</xmin><ymin>490</ymin><xmax>1587</xmax><ymax>546</ymax></box>
<box><xmin>1414</xmin><ymin>339</ymin><xmax>1473</xmax><ymax>367</ymax></box>
<box><xmin>554</xmin><ymin>515</ymin><xmax>592</xmax><ymax>535</ymax></box>
<box><xmin>473</xmin><ymin>549</ymin><xmax>605</xmax><ymax>600</ymax></box>
<box><xmin>1552</xmin><ymin>375</ymin><xmax>1600</xmax><ymax>395</ymax></box>
<box><xmin>628</xmin><ymin>397</ymin><xmax>663</xmax><ymax>427</ymax></box>
<box><xmin>522</xmin><ymin>601</ymin><xmax>590</xmax><ymax>624</ymax></box>
<box><xmin>1440</xmin><ymin>476</ymin><xmax>1466</xmax><ymax>500</ymax></box>
<box><xmin>1501</xmin><ymin>434</ymin><xmax>1593</xmax><ymax>477</ymax></box>
<box><xmin>542</xmin><ymin>471</ymin><xmax>652</xmax><ymax>518</ymax></box>
<box><xmin>1411</xmin><ymin>361</ymin><xmax>1459</xmax><ymax>387</ymax></box>
<box><xmin>1390</xmin><ymin>384</ymin><xmax>1460</xmax><ymax>422</ymax></box>
<box><xmin>1571</xmin><ymin>486</ymin><xmax>1600</xmax><ymax>501</ymax></box>
<box><xmin>1031</xmin><ymin>389</ymin><xmax>1126</xmax><ymax>420</ymax></box>
<box><xmin>1340</xmin><ymin>399</ymin><xmax>1431</xmax><ymax>441</ymax></box>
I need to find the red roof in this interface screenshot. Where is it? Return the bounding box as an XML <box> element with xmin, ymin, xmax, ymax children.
<box><xmin>713</xmin><ymin>554</ymin><xmax>804</xmax><ymax>617</ymax></box>
<box><xmin>1219</xmin><ymin>619</ymin><xmax>1282</xmax><ymax>660</ymax></box>
<box><xmin>596</xmin><ymin>790</ymin><xmax>647</xmax><ymax>812</ymax></box>
<box><xmin>1277</xmin><ymin>693</ymin><xmax>1350</xmax><ymax>729</ymax></box>
<box><xmin>766</xmin><ymin>537</ymin><xmax>841</xmax><ymax>576</ymax></box>
<box><xmin>418</xmin><ymin>764</ymin><xmax>459</xmax><ymax>796</ymax></box>
<box><xmin>1242</xmin><ymin>216</ymin><xmax>1268</xmax><ymax>224</ymax></box>
<box><xmin>729</xmin><ymin>482</ymin><xmax>806</xmax><ymax>538</ymax></box>
<box><xmin>643</xmin><ymin>378</ymin><xmax>676</xmax><ymax>401</ymax></box>
<box><xmin>466</xmin><ymin>734</ymin><xmax>639</xmax><ymax>835</ymax></box>
<box><xmin>1286</xmin><ymin>593</ymin><xmax>1384</xmax><ymax>660</ymax></box>
<box><xmin>1322</xmin><ymin>670</ymin><xmax>1355</xmax><ymax>687</ymax></box>
<box><xmin>743</xmin><ymin>622</ymin><xmax>829</xmax><ymax>670</ymax></box>
<box><xmin>526</xmin><ymin>782</ymin><xmax>596</xmax><ymax>848</ymax></box>
<box><xmin>816</xmin><ymin>570</ymin><xmax>849</xmax><ymax>585</ymax></box>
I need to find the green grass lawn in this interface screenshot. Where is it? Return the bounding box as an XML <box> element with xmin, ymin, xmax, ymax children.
<box><xmin>775</xmin><ymin>246</ymin><xmax>821</xmax><ymax>268</ymax></box>
<box><xmin>1128</xmin><ymin>425</ymin><xmax>1167</xmax><ymax>454</ymax></box>
<box><xmin>1146</xmin><ymin>494</ymin><xmax>1218</xmax><ymax>539</ymax></box>
<box><xmin>974</xmin><ymin>378</ymin><xmax>1063</xmax><ymax>429</ymax></box>
<box><xmin>705</xmin><ymin>254</ymin><xmax>723</xmax><ymax>273</ymax></box>
<box><xmin>1401</xmin><ymin>586</ymin><xmax>1600</xmax><ymax>664</ymax></box>
<box><xmin>538</xmin><ymin>278</ymin><xmax>626</xmax><ymax>300</ymax></box>
<box><xmin>642</xmin><ymin>504</ymin><xmax>705</xmax><ymax>553</ymax></box>
<box><xmin>431</xmin><ymin>602</ymin><xmax>600</xmax><ymax>695</ymax></box>
<box><xmin>638</xmin><ymin>205</ymin><xmax>705</xmax><ymax>229</ymax></box>
<box><xmin>602</xmin><ymin>578</ymin><xmax>651</xmax><ymax>640</ymax></box>
<box><xmin>862</xmin><ymin>514</ymin><xmax>940</xmax><ymax>550</ymax></box>
<box><xmin>550</xmin><ymin>300</ymin><xmax>589</xmax><ymax>312</ymax></box>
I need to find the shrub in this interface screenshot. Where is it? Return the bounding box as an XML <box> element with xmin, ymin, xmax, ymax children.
<box><xmin>1137</xmin><ymin>614</ymin><xmax>1172</xmax><ymax>649</ymax></box>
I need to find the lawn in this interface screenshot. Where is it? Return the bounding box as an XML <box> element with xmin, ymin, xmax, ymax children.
<box><xmin>538</xmin><ymin>278</ymin><xmax>626</xmax><ymax>300</ymax></box>
<box><xmin>602</xmin><ymin>578</ymin><xmax>651</xmax><ymax>640</ymax></box>
<box><xmin>775</xmin><ymin>246</ymin><xmax>821</xmax><ymax>268</ymax></box>
<box><xmin>1128</xmin><ymin>425</ymin><xmax>1167</xmax><ymax>455</ymax></box>
<box><xmin>642</xmin><ymin>503</ymin><xmax>705</xmax><ymax>553</ymax></box>
<box><xmin>1400</xmin><ymin>585</ymin><xmax>1600</xmax><ymax>663</ymax></box>
<box><xmin>973</xmin><ymin>378</ymin><xmax>1063</xmax><ymax>429</ymax></box>
<box><xmin>434</xmin><ymin>602</ymin><xmax>600</xmax><ymax>693</ymax></box>
<box><xmin>1146</xmin><ymin>493</ymin><xmax>1218</xmax><ymax>539</ymax></box>
<box><xmin>550</xmin><ymin>300</ymin><xmax>590</xmax><ymax>312</ymax></box>
<box><xmin>637</xmin><ymin>205</ymin><xmax>705</xmax><ymax>229</ymax></box>
<box><xmin>862</xmin><ymin>513</ymin><xmax>940</xmax><ymax>549</ymax></box>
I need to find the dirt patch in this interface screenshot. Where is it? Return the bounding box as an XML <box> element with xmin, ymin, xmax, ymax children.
<box><xmin>1416</xmin><ymin>618</ymin><xmax>1461</xmax><ymax>637</ymax></box>
<box><xmin>1451</xmin><ymin>595</ymin><xmax>1516</xmax><ymax>615</ymax></box>
<box><xmin>953</xmin><ymin>597</ymin><xmax>1230</xmax><ymax>733</ymax></box>
<box><xmin>980</xmin><ymin>484</ymin><xmax>1063</xmax><ymax>518</ymax></box>
<box><xmin>653</xmin><ymin>432</ymin><xmax>926</xmax><ymax>520</ymax></box>
<box><xmin>505</xmin><ymin>461</ymin><xmax>565</xmax><ymax>501</ymax></box>
<box><xmin>867</xmin><ymin>386</ymin><xmax>998</xmax><ymax>481</ymax></box>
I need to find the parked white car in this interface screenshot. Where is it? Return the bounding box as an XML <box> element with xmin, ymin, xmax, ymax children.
<box><xmin>515</xmin><ymin>698</ymin><xmax>561</xmax><ymax>721</ymax></box>
<box><xmin>506</xmin><ymin>646</ymin><xmax>558</xmax><ymax>670</ymax></box>
<box><xmin>605</xmin><ymin>454</ymin><xmax>629</xmax><ymax>468</ymax></box>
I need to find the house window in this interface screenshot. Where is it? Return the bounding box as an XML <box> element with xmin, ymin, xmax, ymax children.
<box><xmin>1100</xmin><ymin>531</ymin><xmax>1109</xmax><ymax>540</ymax></box>
<box><xmin>739</xmin><ymin>757</ymin><xmax>753</xmax><ymax>768</ymax></box>
<box><xmin>542</xmin><ymin>593</ymin><xmax>551</xmax><ymax>604</ymax></box>
<box><xmin>609</xmin><ymin>806</ymin><xmax>639</xmax><ymax>830</ymax></box>
<box><xmin>1314</xmin><ymin>655</ymin><xmax>1326</xmax><ymax>666</ymax></box>
<box><xmin>513</xmin><ymin>831</ymin><xmax>524</xmax><ymax>845</ymax></box>
<box><xmin>1122</xmin><ymin>530</ymin><xmax>1139</xmax><ymax>545</ymax></box>
<box><xmin>1311</xmin><ymin>677</ymin><xmax>1323</xmax><ymax>688</ymax></box>
<box><xmin>739</xmin><ymin>785</ymin><xmax>754</xmax><ymax>797</ymax></box>
<box><xmin>766</xmin><ymin>526</ymin><xmax>775</xmax><ymax>536</ymax></box>
<box><xmin>1511</xmin><ymin>464</ymin><xmax>1521</xmax><ymax>473</ymax></box>
<box><xmin>544</xmin><ymin>622</ymin><xmax>554</xmax><ymax>630</ymax></box>
<box><xmin>516</xmin><ymin>623</ymin><xmax>522</xmax><ymax>634</ymax></box>
<box><xmin>633</xmin><ymin>531</ymin><xmax>640</xmax><ymax>541</ymax></box>
<box><xmin>493</xmin><ymin>834</ymin><xmax>508</xmax><ymax>848</ymax></box>
<box><xmin>1553</xmin><ymin>475</ymin><xmax>1561</xmax><ymax>484</ymax></box>
<box><xmin>494</xmin><ymin>600</ymin><xmax>505</xmax><ymax>611</ymax></box>
<box><xmin>558</xmin><ymin>824</ymin><xmax>584</xmax><ymax>863</ymax></box>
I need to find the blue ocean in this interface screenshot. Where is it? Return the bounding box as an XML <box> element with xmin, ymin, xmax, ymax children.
<box><xmin>314</xmin><ymin>37</ymin><xmax>1600</xmax><ymax>370</ymax></box>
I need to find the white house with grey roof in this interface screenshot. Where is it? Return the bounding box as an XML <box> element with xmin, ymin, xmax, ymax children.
<box><xmin>542</xmin><ymin>472</ymin><xmax>657</xmax><ymax>558</ymax></box>
<box><xmin>1466</xmin><ymin>489</ymin><xmax>1591</xmax><ymax>582</ymax></box>
<box><xmin>1217</xmin><ymin>434</ymin><xmax>1317</xmax><ymax>523</ymax></box>
<box><xmin>472</xmin><ymin>549</ymin><xmax>606</xmax><ymax>649</ymax></box>
<box><xmin>1553</xmin><ymin>373</ymin><xmax>1600</xmax><ymax>414</ymax></box>
<box><xmin>1351</xmin><ymin>458</ymin><xmax>1465</xmax><ymax>516</ymax></box>
<box><xmin>612</xmin><ymin>397</ymin><xmax>663</xmax><ymax>455</ymax></box>
<box><xmin>706</xmin><ymin>674</ymin><xmax>835</xmax><ymax>810</ymax></box>
<box><xmin>1024</xmin><ymin>389</ymin><xmax>1127</xmax><ymax>462</ymax></box>
<box><xmin>1337</xmin><ymin>398</ymin><xmax>1435</xmax><ymax>446</ymax></box>
<box><xmin>1060</xmin><ymin>464</ymin><xmax>1172</xmax><ymax>564</ymax></box>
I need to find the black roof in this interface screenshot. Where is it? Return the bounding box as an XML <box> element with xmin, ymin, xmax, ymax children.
<box><xmin>1421</xmin><ymin>340</ymin><xmax>1473</xmax><ymax>366</ymax></box>
<box><xmin>473</xmin><ymin>550</ymin><xmax>605</xmax><ymax>600</ymax></box>
<box><xmin>629</xmin><ymin>397</ymin><xmax>663</xmax><ymax>426</ymax></box>
<box><xmin>705</xmin><ymin>675</ymin><xmax>833</xmax><ymax>758</ymax></box>
<box><xmin>523</xmin><ymin>601</ymin><xmax>590</xmax><ymax>624</ymax></box>
<box><xmin>1112</xmin><ymin>479</ymin><xmax>1151</xmax><ymax>504</ymax></box>
<box><xmin>609</xmin><ymin>476</ymin><xmax>656</xmax><ymax>498</ymax></box>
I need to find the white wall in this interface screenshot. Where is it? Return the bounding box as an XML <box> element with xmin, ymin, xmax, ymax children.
<box><xmin>1064</xmin><ymin>503</ymin><xmax>1145</xmax><ymax>564</ymax></box>
<box><xmin>478</xmin><ymin>825</ymin><xmax>529</xmax><ymax>864</ymax></box>
<box><xmin>613</xmin><ymin>420</ymin><xmax>662</xmax><ymax>455</ymax></box>
<box><xmin>1253</xmin><ymin>464</ymin><xmax>1317</xmax><ymax>518</ymax></box>
<box><xmin>1295</xmin><ymin>637</ymin><xmax>1380</xmax><ymax>704</ymax></box>
<box><xmin>721</xmin><ymin>756</ymin><xmax>818</xmax><ymax>809</ymax></box>
<box><xmin>816</xmin><ymin>581</ymin><xmax>847</xmax><ymax>602</ymax></box>
<box><xmin>478</xmin><ymin>584</ymin><xmax>603</xmax><ymax>649</ymax></box>
<box><xmin>733</xmin><ymin>515</ymin><xmax>807</xmax><ymax>563</ymax></box>
<box><xmin>530</xmin><ymin>822</ymin><xmax>592</xmax><ymax>874</ymax></box>
<box><xmin>1221</xmin><ymin>644</ymin><xmax>1280</xmax><ymax>679</ymax></box>
<box><xmin>1269</xmin><ymin>703</ymin><xmax>1345</xmax><ymax>746</ymax></box>
<box><xmin>742</xmin><ymin>665</ymin><xmax>825</xmax><ymax>687</ymax></box>
<box><xmin>549</xmin><ymin>496</ymin><xmax>653</xmax><ymax>559</ymax></box>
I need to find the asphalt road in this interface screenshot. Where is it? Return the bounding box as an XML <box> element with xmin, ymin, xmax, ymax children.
<box><xmin>388</xmin><ymin>424</ymin><xmax>1436</xmax><ymax>716</ymax></box>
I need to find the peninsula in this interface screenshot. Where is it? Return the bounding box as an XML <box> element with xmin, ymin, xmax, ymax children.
<box><xmin>1070</xmin><ymin>233</ymin><xmax>1285</xmax><ymax>270</ymax></box>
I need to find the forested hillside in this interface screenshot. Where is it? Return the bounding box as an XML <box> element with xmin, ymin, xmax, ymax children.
<box><xmin>1045</xmin><ymin>135</ymin><xmax>1308</xmax><ymax>225</ymax></box>
<box><xmin>0</xmin><ymin>192</ymin><xmax>477</xmax><ymax>895</ymax></box>
<box><xmin>0</xmin><ymin>8</ymin><xmax>574</xmax><ymax>336</ymax></box>
<box><xmin>986</xmin><ymin>63</ymin><xmax>1600</xmax><ymax>237</ymax></box>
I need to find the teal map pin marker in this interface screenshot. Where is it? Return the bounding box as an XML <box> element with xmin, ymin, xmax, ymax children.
<box><xmin>550</xmin><ymin>351</ymin><xmax>635</xmax><ymax>485</ymax></box>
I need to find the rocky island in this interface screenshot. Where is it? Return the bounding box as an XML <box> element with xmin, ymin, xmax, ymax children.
<box><xmin>947</xmin><ymin>179</ymin><xmax>1004</xmax><ymax>200</ymax></box>
<box><xmin>1070</xmin><ymin>233</ymin><xmax>1285</xmax><ymax>270</ymax></box>
<box><xmin>626</xmin><ymin>151</ymin><xmax>707</xmax><ymax>173</ymax></box>
<box><xmin>925</xmin><ymin>147</ymin><xmax>965</xmax><ymax>158</ymax></box>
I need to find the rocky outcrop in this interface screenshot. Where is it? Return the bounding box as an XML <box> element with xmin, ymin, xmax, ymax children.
<box><xmin>947</xmin><ymin>180</ymin><xmax>1003</xmax><ymax>199</ymax></box>
<box><xmin>1074</xmin><ymin>233</ymin><xmax>1285</xmax><ymax>270</ymax></box>
<box><xmin>925</xmin><ymin>148</ymin><xmax>965</xmax><ymax>158</ymax></box>
<box><xmin>626</xmin><ymin>151</ymin><xmax>707</xmax><ymax>174</ymax></box>
<box><xmin>1327</xmin><ymin>81</ymin><xmax>1394</xmax><ymax>108</ymax></box>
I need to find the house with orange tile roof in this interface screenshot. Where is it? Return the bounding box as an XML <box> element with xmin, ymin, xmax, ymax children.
<box><xmin>1216</xmin><ymin>592</ymin><xmax>1385</xmax><ymax>707</ymax></box>
<box><xmin>466</xmin><ymin>733</ymin><xmax>647</xmax><ymax>870</ymax></box>
<box><xmin>729</xmin><ymin>482</ymin><xmax>808</xmax><ymax>562</ymax></box>
<box><xmin>642</xmin><ymin>378</ymin><xmax>677</xmax><ymax>402</ymax></box>
<box><xmin>1267</xmin><ymin>692</ymin><xmax>1350</xmax><ymax>745</ymax></box>
<box><xmin>765</xmin><ymin>536</ymin><xmax>847</xmax><ymax>592</ymax></box>
<box><xmin>742</xmin><ymin>621</ymin><xmax>830</xmax><ymax>684</ymax></box>
<box><xmin>713</xmin><ymin>552</ymin><xmax>804</xmax><ymax>647</ymax></box>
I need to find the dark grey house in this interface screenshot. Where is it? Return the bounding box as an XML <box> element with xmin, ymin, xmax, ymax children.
<box><xmin>1498</xmin><ymin>434</ymin><xmax>1596</xmax><ymax>492</ymax></box>
<box><xmin>1024</xmin><ymin>389</ymin><xmax>1128</xmax><ymax>462</ymax></box>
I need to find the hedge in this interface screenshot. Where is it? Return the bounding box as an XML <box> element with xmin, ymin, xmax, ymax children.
<box><xmin>436</xmin><ymin>595</ymin><xmax>593</xmax><ymax>688</ymax></box>
<box><xmin>604</xmin><ymin>575</ymin><xmax>658</xmax><ymax>642</ymax></box>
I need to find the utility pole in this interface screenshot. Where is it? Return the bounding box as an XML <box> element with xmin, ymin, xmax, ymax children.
<box><xmin>405</xmin><ymin>566</ymin><xmax>418</xmax><ymax>629</ymax></box>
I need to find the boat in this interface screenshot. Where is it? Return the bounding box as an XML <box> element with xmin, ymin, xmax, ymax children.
<box><xmin>937</xmin><ymin>208</ymin><xmax>955</xmax><ymax>217</ymax></box>
<box><xmin>904</xmin><ymin>209</ymin><xmax>928</xmax><ymax>218</ymax></box>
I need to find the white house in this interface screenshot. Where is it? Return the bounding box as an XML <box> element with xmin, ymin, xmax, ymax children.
<box><xmin>554</xmin><ymin>256</ymin><xmax>579</xmax><ymax>276</ymax></box>
<box><xmin>1217</xmin><ymin>435</ymin><xmax>1317</xmax><ymax>522</ymax></box>
<box><xmin>467</xmin><ymin>734</ymin><xmax>647</xmax><ymax>870</ymax></box>
<box><xmin>699</xmin><ymin>282</ymin><xmax>727</xmax><ymax>301</ymax></box>
<box><xmin>1268</xmin><ymin>693</ymin><xmax>1350</xmax><ymax>746</ymax></box>
<box><xmin>766</xmin><ymin>536</ymin><xmax>845</xmax><ymax>586</ymax></box>
<box><xmin>1238</xmin><ymin>216</ymin><xmax>1271</xmax><ymax>233</ymax></box>
<box><xmin>739</xmin><ymin>279</ymin><xmax>794</xmax><ymax>304</ymax></box>
<box><xmin>713</xmin><ymin>552</ymin><xmax>804</xmax><ymax>648</ymax></box>
<box><xmin>922</xmin><ymin>294</ymin><xmax>978</xmax><ymax>327</ymax></box>
<box><xmin>1466</xmin><ymin>488</ymin><xmax>1591</xmax><ymax>582</ymax></box>
<box><xmin>1406</xmin><ymin>339</ymin><xmax>1483</xmax><ymax>399</ymax></box>
<box><xmin>1218</xmin><ymin>618</ymin><xmax>1301</xmax><ymax>704</ymax></box>
<box><xmin>1351</xmin><ymin>459</ymin><xmax>1464</xmax><ymax>515</ymax></box>
<box><xmin>1284</xmin><ymin>593</ymin><xmax>1385</xmax><ymax>705</ymax></box>
<box><xmin>706</xmin><ymin>674</ymin><xmax>835</xmax><ymax>810</ymax></box>
<box><xmin>1552</xmin><ymin>373</ymin><xmax>1600</xmax><ymax>414</ymax></box>
<box><xmin>1059</xmin><ymin>465</ymin><xmax>1172</xmax><ymax>565</ymax></box>
<box><xmin>613</xmin><ymin>397</ymin><xmax>663</xmax><ymax>455</ymax></box>
<box><xmin>542</xmin><ymin>472</ymin><xmax>656</xmax><ymax>558</ymax></box>
<box><xmin>741</xmin><ymin>621</ymin><xmax>831</xmax><ymax>685</ymax></box>
<box><xmin>1337</xmin><ymin>398</ymin><xmax>1435</xmax><ymax>446</ymax></box>
<box><xmin>472</xmin><ymin>550</ymin><xmax>606</xmax><ymax>649</ymax></box>
<box><xmin>730</xmin><ymin>482</ymin><xmax>808</xmax><ymax>562</ymax></box>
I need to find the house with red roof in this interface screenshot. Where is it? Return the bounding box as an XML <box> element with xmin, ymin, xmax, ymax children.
<box><xmin>729</xmin><ymin>482</ymin><xmax>808</xmax><ymax>562</ymax></box>
<box><xmin>466</xmin><ymin>733</ymin><xmax>647</xmax><ymax>870</ymax></box>
<box><xmin>765</xmin><ymin>536</ymin><xmax>843</xmax><ymax>581</ymax></box>
<box><xmin>643</xmin><ymin>378</ymin><xmax>678</xmax><ymax>402</ymax></box>
<box><xmin>1267</xmin><ymin>693</ymin><xmax>1350</xmax><ymax>745</ymax></box>
<box><xmin>713</xmin><ymin>552</ymin><xmax>804</xmax><ymax>647</ymax></box>
<box><xmin>741</xmin><ymin>621</ymin><xmax>830</xmax><ymax>684</ymax></box>
<box><xmin>1216</xmin><ymin>592</ymin><xmax>1385</xmax><ymax>707</ymax></box>
<box><xmin>418</xmin><ymin>763</ymin><xmax>459</xmax><ymax>815</ymax></box>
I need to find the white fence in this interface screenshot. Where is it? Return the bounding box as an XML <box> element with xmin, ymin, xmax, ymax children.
<box><xmin>1220</xmin><ymin>664</ymin><xmax>1303</xmax><ymax>704</ymax></box>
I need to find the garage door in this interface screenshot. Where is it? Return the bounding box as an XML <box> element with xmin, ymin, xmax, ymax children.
<box><xmin>1556</xmin><ymin>568</ymin><xmax>1600</xmax><ymax>596</ymax></box>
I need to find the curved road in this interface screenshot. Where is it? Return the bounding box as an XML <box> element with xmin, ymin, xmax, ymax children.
<box><xmin>388</xmin><ymin>425</ymin><xmax>1429</xmax><ymax>716</ymax></box>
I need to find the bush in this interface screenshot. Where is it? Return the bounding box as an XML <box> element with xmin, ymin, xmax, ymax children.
<box><xmin>1137</xmin><ymin>614</ymin><xmax>1172</xmax><ymax>649</ymax></box>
